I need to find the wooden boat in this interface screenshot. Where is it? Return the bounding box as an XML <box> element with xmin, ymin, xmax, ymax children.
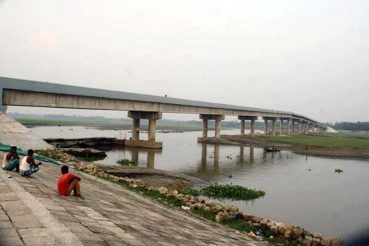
<box><xmin>263</xmin><ymin>146</ymin><xmax>281</xmax><ymax>152</ymax></box>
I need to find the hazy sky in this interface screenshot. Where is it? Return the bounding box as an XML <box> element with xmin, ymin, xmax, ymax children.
<box><xmin>1</xmin><ymin>0</ymin><xmax>368</xmax><ymax>122</ymax></box>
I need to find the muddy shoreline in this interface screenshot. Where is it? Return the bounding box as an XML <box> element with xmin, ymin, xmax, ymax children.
<box><xmin>203</xmin><ymin>135</ymin><xmax>369</xmax><ymax>161</ymax></box>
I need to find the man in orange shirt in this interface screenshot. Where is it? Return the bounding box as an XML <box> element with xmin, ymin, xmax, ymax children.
<box><xmin>57</xmin><ymin>165</ymin><xmax>82</xmax><ymax>198</ymax></box>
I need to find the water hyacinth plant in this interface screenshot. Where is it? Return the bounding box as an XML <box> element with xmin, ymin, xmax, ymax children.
<box><xmin>200</xmin><ymin>183</ymin><xmax>265</xmax><ymax>200</ymax></box>
<box><xmin>116</xmin><ymin>159</ymin><xmax>137</xmax><ymax>166</ymax></box>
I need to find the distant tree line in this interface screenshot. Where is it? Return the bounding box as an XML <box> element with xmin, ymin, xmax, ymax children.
<box><xmin>330</xmin><ymin>122</ymin><xmax>369</xmax><ymax>131</ymax></box>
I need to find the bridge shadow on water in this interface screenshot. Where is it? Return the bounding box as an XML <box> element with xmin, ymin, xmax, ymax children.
<box><xmin>118</xmin><ymin>143</ymin><xmax>289</xmax><ymax>182</ymax></box>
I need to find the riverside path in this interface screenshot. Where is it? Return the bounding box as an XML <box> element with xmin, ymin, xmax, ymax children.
<box><xmin>0</xmin><ymin>153</ymin><xmax>265</xmax><ymax>246</ymax></box>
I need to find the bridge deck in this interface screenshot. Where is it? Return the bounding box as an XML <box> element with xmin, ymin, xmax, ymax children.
<box><xmin>0</xmin><ymin>77</ymin><xmax>322</xmax><ymax>125</ymax></box>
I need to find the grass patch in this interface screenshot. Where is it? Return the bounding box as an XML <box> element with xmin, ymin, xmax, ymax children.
<box><xmin>254</xmin><ymin>134</ymin><xmax>369</xmax><ymax>150</ymax></box>
<box><xmin>116</xmin><ymin>159</ymin><xmax>137</xmax><ymax>166</ymax></box>
<box><xmin>91</xmin><ymin>173</ymin><xmax>289</xmax><ymax>244</ymax></box>
<box><xmin>200</xmin><ymin>183</ymin><xmax>265</xmax><ymax>200</ymax></box>
<box><xmin>224</xmin><ymin>219</ymin><xmax>296</xmax><ymax>245</ymax></box>
<box><xmin>16</xmin><ymin>118</ymin><xmax>87</xmax><ymax>126</ymax></box>
<box><xmin>180</xmin><ymin>186</ymin><xmax>201</xmax><ymax>197</ymax></box>
<box><xmin>35</xmin><ymin>149</ymin><xmax>66</xmax><ymax>162</ymax></box>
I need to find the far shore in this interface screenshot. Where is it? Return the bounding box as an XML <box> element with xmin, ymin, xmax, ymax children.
<box><xmin>20</xmin><ymin>119</ymin><xmax>369</xmax><ymax>160</ymax></box>
<box><xmin>204</xmin><ymin>133</ymin><xmax>369</xmax><ymax>161</ymax></box>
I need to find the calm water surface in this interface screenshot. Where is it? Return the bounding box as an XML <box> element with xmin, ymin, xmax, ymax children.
<box><xmin>31</xmin><ymin>126</ymin><xmax>369</xmax><ymax>239</ymax></box>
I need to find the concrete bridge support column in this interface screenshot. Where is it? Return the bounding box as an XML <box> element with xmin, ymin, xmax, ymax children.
<box><xmin>314</xmin><ymin>125</ymin><xmax>318</xmax><ymax>133</ymax></box>
<box><xmin>272</xmin><ymin>118</ymin><xmax>276</xmax><ymax>136</ymax></box>
<box><xmin>279</xmin><ymin>119</ymin><xmax>283</xmax><ymax>135</ymax></box>
<box><xmin>238</xmin><ymin>116</ymin><xmax>257</xmax><ymax>136</ymax></box>
<box><xmin>298</xmin><ymin>121</ymin><xmax>302</xmax><ymax>134</ymax></box>
<box><xmin>305</xmin><ymin>123</ymin><xmax>309</xmax><ymax>134</ymax></box>
<box><xmin>132</xmin><ymin>118</ymin><xmax>140</xmax><ymax>140</ymax></box>
<box><xmin>198</xmin><ymin>114</ymin><xmax>225</xmax><ymax>141</ymax></box>
<box><xmin>0</xmin><ymin>86</ymin><xmax>3</xmax><ymax>113</ymax></box>
<box><xmin>251</xmin><ymin>118</ymin><xmax>256</xmax><ymax>135</ymax></box>
<box><xmin>264</xmin><ymin>119</ymin><xmax>268</xmax><ymax>135</ymax></box>
<box><xmin>287</xmin><ymin>119</ymin><xmax>292</xmax><ymax>135</ymax></box>
<box><xmin>148</xmin><ymin>118</ymin><xmax>157</xmax><ymax>142</ymax></box>
<box><xmin>215</xmin><ymin>116</ymin><xmax>222</xmax><ymax>138</ymax></box>
<box><xmin>202</xmin><ymin>118</ymin><xmax>208</xmax><ymax>138</ymax></box>
<box><xmin>240</xmin><ymin>119</ymin><xmax>245</xmax><ymax>136</ymax></box>
<box><xmin>127</xmin><ymin>111</ymin><xmax>163</xmax><ymax>149</ymax></box>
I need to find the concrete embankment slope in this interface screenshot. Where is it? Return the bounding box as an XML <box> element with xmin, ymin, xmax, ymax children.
<box><xmin>0</xmin><ymin>113</ymin><xmax>51</xmax><ymax>150</ymax></box>
<box><xmin>0</xmin><ymin>152</ymin><xmax>264</xmax><ymax>246</ymax></box>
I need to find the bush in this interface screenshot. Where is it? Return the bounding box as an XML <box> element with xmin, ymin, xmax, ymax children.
<box><xmin>201</xmin><ymin>183</ymin><xmax>265</xmax><ymax>200</ymax></box>
<box><xmin>116</xmin><ymin>159</ymin><xmax>137</xmax><ymax>166</ymax></box>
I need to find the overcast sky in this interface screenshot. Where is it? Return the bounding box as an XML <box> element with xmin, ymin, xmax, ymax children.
<box><xmin>1</xmin><ymin>0</ymin><xmax>368</xmax><ymax>122</ymax></box>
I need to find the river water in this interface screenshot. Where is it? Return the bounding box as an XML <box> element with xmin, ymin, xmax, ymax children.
<box><xmin>30</xmin><ymin>126</ymin><xmax>369</xmax><ymax>239</ymax></box>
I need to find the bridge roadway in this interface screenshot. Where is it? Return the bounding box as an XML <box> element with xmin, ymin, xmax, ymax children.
<box><xmin>0</xmin><ymin>77</ymin><xmax>326</xmax><ymax>148</ymax></box>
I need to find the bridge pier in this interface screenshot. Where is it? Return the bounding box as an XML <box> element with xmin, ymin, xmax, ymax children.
<box><xmin>198</xmin><ymin>114</ymin><xmax>224</xmax><ymax>141</ymax></box>
<box><xmin>238</xmin><ymin>116</ymin><xmax>257</xmax><ymax>136</ymax></box>
<box><xmin>240</xmin><ymin>119</ymin><xmax>245</xmax><ymax>136</ymax></box>
<box><xmin>305</xmin><ymin>122</ymin><xmax>309</xmax><ymax>134</ymax></box>
<box><xmin>287</xmin><ymin>119</ymin><xmax>292</xmax><ymax>135</ymax></box>
<box><xmin>264</xmin><ymin>119</ymin><xmax>268</xmax><ymax>135</ymax></box>
<box><xmin>263</xmin><ymin>117</ymin><xmax>278</xmax><ymax>135</ymax></box>
<box><xmin>278</xmin><ymin>119</ymin><xmax>283</xmax><ymax>135</ymax></box>
<box><xmin>272</xmin><ymin>118</ymin><xmax>276</xmax><ymax>136</ymax></box>
<box><xmin>126</xmin><ymin>111</ymin><xmax>163</xmax><ymax>149</ymax></box>
<box><xmin>0</xmin><ymin>86</ymin><xmax>4</xmax><ymax>113</ymax></box>
<box><xmin>298</xmin><ymin>122</ymin><xmax>302</xmax><ymax>134</ymax></box>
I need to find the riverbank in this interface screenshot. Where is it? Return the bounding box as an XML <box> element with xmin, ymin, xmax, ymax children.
<box><xmin>0</xmin><ymin>152</ymin><xmax>264</xmax><ymax>246</ymax></box>
<box><xmin>22</xmin><ymin>149</ymin><xmax>340</xmax><ymax>245</ymax></box>
<box><xmin>217</xmin><ymin>133</ymin><xmax>369</xmax><ymax>160</ymax></box>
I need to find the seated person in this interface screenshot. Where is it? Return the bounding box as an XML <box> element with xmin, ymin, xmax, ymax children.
<box><xmin>2</xmin><ymin>146</ymin><xmax>20</xmax><ymax>171</ymax></box>
<box><xmin>57</xmin><ymin>165</ymin><xmax>82</xmax><ymax>197</ymax></box>
<box><xmin>19</xmin><ymin>149</ymin><xmax>42</xmax><ymax>176</ymax></box>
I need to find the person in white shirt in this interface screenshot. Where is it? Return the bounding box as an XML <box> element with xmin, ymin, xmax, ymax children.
<box><xmin>2</xmin><ymin>146</ymin><xmax>20</xmax><ymax>172</ymax></box>
<box><xmin>19</xmin><ymin>149</ymin><xmax>42</xmax><ymax>176</ymax></box>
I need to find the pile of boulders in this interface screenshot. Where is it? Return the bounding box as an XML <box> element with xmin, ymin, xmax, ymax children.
<box><xmin>75</xmin><ymin>162</ymin><xmax>340</xmax><ymax>246</ymax></box>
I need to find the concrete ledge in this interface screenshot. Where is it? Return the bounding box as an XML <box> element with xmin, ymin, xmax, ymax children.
<box><xmin>125</xmin><ymin>140</ymin><xmax>163</xmax><ymax>149</ymax></box>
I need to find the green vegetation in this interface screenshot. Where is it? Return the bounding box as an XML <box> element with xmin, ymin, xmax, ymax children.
<box><xmin>254</xmin><ymin>134</ymin><xmax>369</xmax><ymax>150</ymax></box>
<box><xmin>200</xmin><ymin>183</ymin><xmax>265</xmax><ymax>200</ymax></box>
<box><xmin>223</xmin><ymin>218</ymin><xmax>294</xmax><ymax>245</ymax></box>
<box><xmin>330</xmin><ymin>121</ymin><xmax>369</xmax><ymax>131</ymax></box>
<box><xmin>179</xmin><ymin>186</ymin><xmax>201</xmax><ymax>197</ymax></box>
<box><xmin>180</xmin><ymin>183</ymin><xmax>265</xmax><ymax>201</ymax></box>
<box><xmin>16</xmin><ymin>118</ymin><xmax>87</xmax><ymax>126</ymax></box>
<box><xmin>98</xmin><ymin>175</ymin><xmax>287</xmax><ymax>245</ymax></box>
<box><xmin>35</xmin><ymin>149</ymin><xmax>66</xmax><ymax>162</ymax></box>
<box><xmin>116</xmin><ymin>159</ymin><xmax>137</xmax><ymax>166</ymax></box>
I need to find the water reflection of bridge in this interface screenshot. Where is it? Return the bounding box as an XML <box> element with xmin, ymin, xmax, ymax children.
<box><xmin>126</xmin><ymin>143</ymin><xmax>281</xmax><ymax>173</ymax></box>
<box><xmin>124</xmin><ymin>143</ymin><xmax>264</xmax><ymax>170</ymax></box>
<box><xmin>199</xmin><ymin>144</ymin><xmax>255</xmax><ymax>173</ymax></box>
<box><xmin>128</xmin><ymin>147</ymin><xmax>162</xmax><ymax>169</ymax></box>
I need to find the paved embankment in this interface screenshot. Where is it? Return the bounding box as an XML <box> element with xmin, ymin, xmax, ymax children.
<box><xmin>0</xmin><ymin>153</ymin><xmax>264</xmax><ymax>246</ymax></box>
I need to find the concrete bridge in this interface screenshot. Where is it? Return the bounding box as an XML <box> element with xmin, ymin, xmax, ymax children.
<box><xmin>0</xmin><ymin>77</ymin><xmax>326</xmax><ymax>148</ymax></box>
